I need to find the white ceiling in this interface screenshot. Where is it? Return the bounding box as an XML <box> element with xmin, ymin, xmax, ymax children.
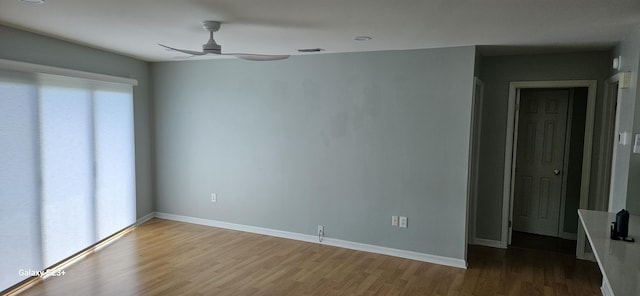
<box><xmin>1</xmin><ymin>0</ymin><xmax>639</xmax><ymax>62</ymax></box>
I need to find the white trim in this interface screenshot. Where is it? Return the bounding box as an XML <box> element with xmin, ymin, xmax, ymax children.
<box><xmin>577</xmin><ymin>82</ymin><xmax>597</xmax><ymax>259</ymax></box>
<box><xmin>136</xmin><ymin>212</ymin><xmax>156</xmax><ymax>226</ymax></box>
<box><xmin>468</xmin><ymin>77</ymin><xmax>484</xmax><ymax>250</ymax></box>
<box><xmin>557</xmin><ymin>91</ymin><xmax>575</xmax><ymax>239</ymax></box>
<box><xmin>472</xmin><ymin>238</ymin><xmax>505</xmax><ymax>249</ymax></box>
<box><xmin>581</xmin><ymin>251</ymin><xmax>597</xmax><ymax>262</ymax></box>
<box><xmin>155</xmin><ymin>212</ymin><xmax>468</xmax><ymax>269</ymax></box>
<box><xmin>601</xmin><ymin>278</ymin><xmax>614</xmax><ymax>296</ymax></box>
<box><xmin>560</xmin><ymin>232</ymin><xmax>578</xmax><ymax>240</ymax></box>
<box><xmin>0</xmin><ymin>58</ymin><xmax>138</xmax><ymax>86</ymax></box>
<box><xmin>576</xmin><ymin>251</ymin><xmax>599</xmax><ymax>262</ymax></box>
<box><xmin>502</xmin><ymin>80</ymin><xmax>597</xmax><ymax>253</ymax></box>
<box><xmin>503</xmin><ymin>85</ymin><xmax>518</xmax><ymax>247</ymax></box>
<box><xmin>605</xmin><ymin>73</ymin><xmax>624</xmax><ymax>212</ymax></box>
<box><xmin>322</xmin><ymin>237</ymin><xmax>467</xmax><ymax>269</ymax></box>
<box><xmin>156</xmin><ymin>212</ymin><xmax>317</xmax><ymax>243</ymax></box>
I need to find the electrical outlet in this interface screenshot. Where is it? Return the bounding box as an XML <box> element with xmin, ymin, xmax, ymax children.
<box><xmin>392</xmin><ymin>216</ymin><xmax>399</xmax><ymax>226</ymax></box>
<box><xmin>211</xmin><ymin>193</ymin><xmax>217</xmax><ymax>203</ymax></box>
<box><xmin>399</xmin><ymin>216</ymin><xmax>408</xmax><ymax>228</ymax></box>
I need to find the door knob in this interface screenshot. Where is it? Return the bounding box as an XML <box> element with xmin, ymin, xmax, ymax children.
<box><xmin>553</xmin><ymin>169</ymin><xmax>561</xmax><ymax>175</ymax></box>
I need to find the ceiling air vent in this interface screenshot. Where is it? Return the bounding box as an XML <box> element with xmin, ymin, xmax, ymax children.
<box><xmin>298</xmin><ymin>48</ymin><xmax>324</xmax><ymax>53</ymax></box>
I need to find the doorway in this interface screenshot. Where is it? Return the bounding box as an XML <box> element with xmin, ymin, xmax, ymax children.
<box><xmin>501</xmin><ymin>80</ymin><xmax>596</xmax><ymax>259</ymax></box>
<box><xmin>509</xmin><ymin>88</ymin><xmax>588</xmax><ymax>254</ymax></box>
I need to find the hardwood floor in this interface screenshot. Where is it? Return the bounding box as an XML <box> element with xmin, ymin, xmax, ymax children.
<box><xmin>18</xmin><ymin>218</ymin><xmax>601</xmax><ymax>295</ymax></box>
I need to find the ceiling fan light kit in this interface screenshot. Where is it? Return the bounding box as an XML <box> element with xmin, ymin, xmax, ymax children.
<box><xmin>159</xmin><ymin>21</ymin><xmax>290</xmax><ymax>61</ymax></box>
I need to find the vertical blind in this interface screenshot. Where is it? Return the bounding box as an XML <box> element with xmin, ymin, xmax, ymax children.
<box><xmin>0</xmin><ymin>61</ymin><xmax>136</xmax><ymax>290</ymax></box>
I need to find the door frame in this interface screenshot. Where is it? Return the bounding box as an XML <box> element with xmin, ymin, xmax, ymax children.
<box><xmin>558</xmin><ymin>89</ymin><xmax>576</xmax><ymax>239</ymax></box>
<box><xmin>602</xmin><ymin>73</ymin><xmax>623</xmax><ymax>211</ymax></box>
<box><xmin>467</xmin><ymin>77</ymin><xmax>484</xmax><ymax>247</ymax></box>
<box><xmin>501</xmin><ymin>80</ymin><xmax>596</xmax><ymax>260</ymax></box>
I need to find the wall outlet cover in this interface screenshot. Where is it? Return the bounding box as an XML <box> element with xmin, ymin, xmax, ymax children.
<box><xmin>399</xmin><ymin>216</ymin><xmax>408</xmax><ymax>228</ymax></box>
<box><xmin>392</xmin><ymin>216</ymin><xmax>399</xmax><ymax>226</ymax></box>
<box><xmin>620</xmin><ymin>71</ymin><xmax>631</xmax><ymax>89</ymax></box>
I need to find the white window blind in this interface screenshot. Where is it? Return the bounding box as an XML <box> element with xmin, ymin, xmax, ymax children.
<box><xmin>0</xmin><ymin>60</ymin><xmax>137</xmax><ymax>290</ymax></box>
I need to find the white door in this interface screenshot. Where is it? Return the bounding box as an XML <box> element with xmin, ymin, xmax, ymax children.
<box><xmin>513</xmin><ymin>89</ymin><xmax>569</xmax><ymax>237</ymax></box>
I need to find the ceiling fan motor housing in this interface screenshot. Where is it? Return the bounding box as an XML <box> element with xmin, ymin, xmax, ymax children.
<box><xmin>202</xmin><ymin>21</ymin><xmax>222</xmax><ymax>53</ymax></box>
<box><xmin>203</xmin><ymin>39</ymin><xmax>221</xmax><ymax>52</ymax></box>
<box><xmin>202</xmin><ymin>21</ymin><xmax>221</xmax><ymax>32</ymax></box>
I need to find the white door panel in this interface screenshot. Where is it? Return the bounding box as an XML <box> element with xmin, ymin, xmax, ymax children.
<box><xmin>513</xmin><ymin>89</ymin><xmax>569</xmax><ymax>237</ymax></box>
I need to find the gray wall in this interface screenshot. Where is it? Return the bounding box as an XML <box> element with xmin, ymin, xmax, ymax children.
<box><xmin>152</xmin><ymin>47</ymin><xmax>476</xmax><ymax>259</ymax></box>
<box><xmin>0</xmin><ymin>25</ymin><xmax>155</xmax><ymax>219</ymax></box>
<box><xmin>476</xmin><ymin>51</ymin><xmax>612</xmax><ymax>241</ymax></box>
<box><xmin>614</xmin><ymin>28</ymin><xmax>640</xmax><ymax>213</ymax></box>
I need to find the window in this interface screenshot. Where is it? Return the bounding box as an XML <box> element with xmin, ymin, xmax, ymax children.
<box><xmin>0</xmin><ymin>60</ymin><xmax>136</xmax><ymax>290</ymax></box>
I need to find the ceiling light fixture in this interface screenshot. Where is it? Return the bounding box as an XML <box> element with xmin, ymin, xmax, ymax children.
<box><xmin>354</xmin><ymin>36</ymin><xmax>372</xmax><ymax>41</ymax></box>
<box><xmin>20</xmin><ymin>0</ymin><xmax>45</xmax><ymax>3</ymax></box>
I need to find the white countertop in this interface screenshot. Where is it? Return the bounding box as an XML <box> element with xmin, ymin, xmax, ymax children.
<box><xmin>578</xmin><ymin>209</ymin><xmax>640</xmax><ymax>296</ymax></box>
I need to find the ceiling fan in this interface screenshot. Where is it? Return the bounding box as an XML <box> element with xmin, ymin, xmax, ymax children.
<box><xmin>159</xmin><ymin>21</ymin><xmax>290</xmax><ymax>61</ymax></box>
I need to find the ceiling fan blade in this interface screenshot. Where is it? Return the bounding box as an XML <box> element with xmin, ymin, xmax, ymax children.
<box><xmin>158</xmin><ymin>44</ymin><xmax>207</xmax><ymax>56</ymax></box>
<box><xmin>173</xmin><ymin>55</ymin><xmax>199</xmax><ymax>60</ymax></box>
<box><xmin>159</xmin><ymin>21</ymin><xmax>289</xmax><ymax>62</ymax></box>
<box><xmin>224</xmin><ymin>53</ymin><xmax>290</xmax><ymax>61</ymax></box>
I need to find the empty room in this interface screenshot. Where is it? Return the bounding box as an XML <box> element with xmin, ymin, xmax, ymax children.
<box><xmin>1</xmin><ymin>1</ymin><xmax>640</xmax><ymax>295</ymax></box>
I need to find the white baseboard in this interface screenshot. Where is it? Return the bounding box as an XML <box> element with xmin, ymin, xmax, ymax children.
<box><xmin>472</xmin><ymin>238</ymin><xmax>505</xmax><ymax>249</ymax></box>
<box><xmin>601</xmin><ymin>277</ymin><xmax>613</xmax><ymax>296</ymax></box>
<box><xmin>561</xmin><ymin>232</ymin><xmax>577</xmax><ymax>240</ymax></box>
<box><xmin>136</xmin><ymin>212</ymin><xmax>155</xmax><ymax>226</ymax></box>
<box><xmin>155</xmin><ymin>212</ymin><xmax>318</xmax><ymax>244</ymax></box>
<box><xmin>154</xmin><ymin>212</ymin><xmax>467</xmax><ymax>269</ymax></box>
<box><xmin>322</xmin><ymin>237</ymin><xmax>467</xmax><ymax>269</ymax></box>
<box><xmin>579</xmin><ymin>251</ymin><xmax>597</xmax><ymax>262</ymax></box>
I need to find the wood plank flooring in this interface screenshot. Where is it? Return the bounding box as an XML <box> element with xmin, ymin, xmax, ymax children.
<box><xmin>18</xmin><ymin>218</ymin><xmax>601</xmax><ymax>295</ymax></box>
